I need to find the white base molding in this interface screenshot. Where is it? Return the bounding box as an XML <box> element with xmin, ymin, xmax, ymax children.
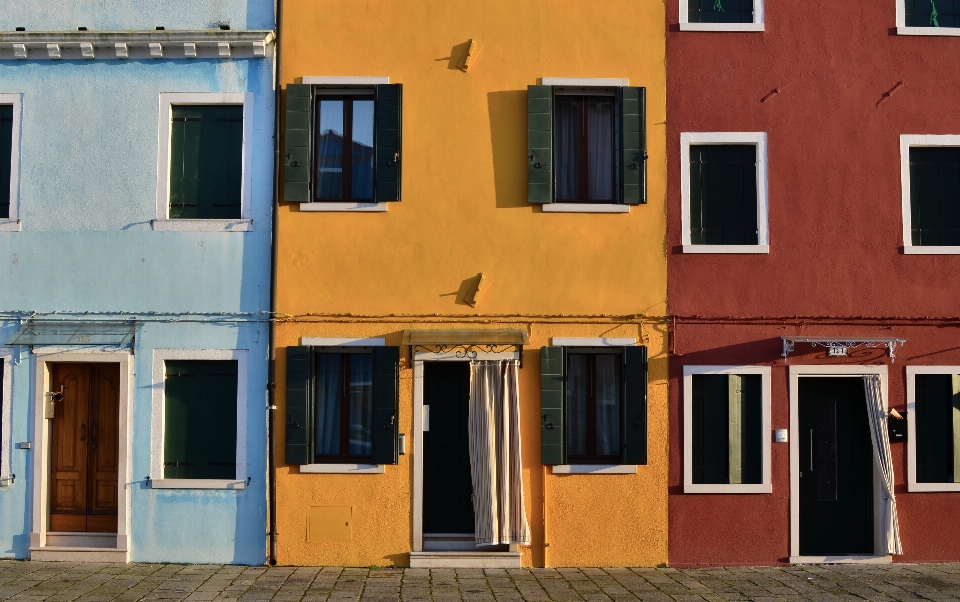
<box><xmin>409</xmin><ymin>551</ymin><xmax>522</xmax><ymax>568</ymax></box>
<box><xmin>30</xmin><ymin>546</ymin><xmax>129</xmax><ymax>562</ymax></box>
<box><xmin>789</xmin><ymin>555</ymin><xmax>892</xmax><ymax>565</ymax></box>
<box><xmin>45</xmin><ymin>532</ymin><xmax>116</xmax><ymax>548</ymax></box>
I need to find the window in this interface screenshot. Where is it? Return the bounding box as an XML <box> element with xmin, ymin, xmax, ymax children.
<box><xmin>901</xmin><ymin>138</ymin><xmax>960</xmax><ymax>253</ymax></box>
<box><xmin>154</xmin><ymin>93</ymin><xmax>253</xmax><ymax>232</ymax></box>
<box><xmin>314</xmin><ymin>351</ymin><xmax>374</xmax><ymax>461</ymax></box>
<box><xmin>907</xmin><ymin>367</ymin><xmax>960</xmax><ymax>491</ymax></box>
<box><xmin>163</xmin><ymin>360</ymin><xmax>238</xmax><ymax>479</ymax></box>
<box><xmin>539</xmin><ymin>345</ymin><xmax>648</xmax><ymax>467</ymax></box>
<box><xmin>899</xmin><ymin>0</ymin><xmax>960</xmax><ymax>32</ymax></box>
<box><xmin>680</xmin><ymin>132</ymin><xmax>769</xmax><ymax>253</ymax></box>
<box><xmin>683</xmin><ymin>366</ymin><xmax>771</xmax><ymax>493</ymax></box>
<box><xmin>284</xmin><ymin>80</ymin><xmax>402</xmax><ymax>209</ymax></box>
<box><xmin>285</xmin><ymin>345</ymin><xmax>400</xmax><ymax>468</ymax></box>
<box><xmin>679</xmin><ymin>0</ymin><xmax>764</xmax><ymax>31</ymax></box>
<box><xmin>528</xmin><ymin>80</ymin><xmax>646</xmax><ymax>210</ymax></box>
<box><xmin>0</xmin><ymin>94</ymin><xmax>22</xmax><ymax>231</ymax></box>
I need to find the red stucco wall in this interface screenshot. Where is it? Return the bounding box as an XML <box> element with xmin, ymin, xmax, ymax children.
<box><xmin>667</xmin><ymin>1</ymin><xmax>960</xmax><ymax>566</ymax></box>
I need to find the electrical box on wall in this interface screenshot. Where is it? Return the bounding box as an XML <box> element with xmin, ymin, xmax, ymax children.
<box><xmin>774</xmin><ymin>429</ymin><xmax>788</xmax><ymax>443</ymax></box>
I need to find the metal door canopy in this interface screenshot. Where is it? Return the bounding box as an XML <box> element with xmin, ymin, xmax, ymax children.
<box><xmin>781</xmin><ymin>336</ymin><xmax>907</xmax><ymax>362</ymax></box>
<box><xmin>6</xmin><ymin>320</ymin><xmax>137</xmax><ymax>346</ymax></box>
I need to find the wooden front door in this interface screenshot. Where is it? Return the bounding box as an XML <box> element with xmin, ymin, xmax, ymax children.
<box><xmin>798</xmin><ymin>377</ymin><xmax>874</xmax><ymax>556</ymax></box>
<box><xmin>49</xmin><ymin>363</ymin><xmax>120</xmax><ymax>533</ymax></box>
<box><xmin>422</xmin><ymin>362</ymin><xmax>475</xmax><ymax>535</ymax></box>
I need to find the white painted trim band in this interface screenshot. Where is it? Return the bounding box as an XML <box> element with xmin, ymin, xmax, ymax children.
<box><xmin>301</xmin><ymin>76</ymin><xmax>390</xmax><ymax>85</ymax></box>
<box><xmin>299</xmin><ymin>202</ymin><xmax>387</xmax><ymax>212</ymax></box>
<box><xmin>151</xmin><ymin>219</ymin><xmax>253</xmax><ymax>232</ymax></box>
<box><xmin>541</xmin><ymin>77</ymin><xmax>629</xmax><ymax>87</ymax></box>
<box><xmin>682</xmin><ymin>244</ymin><xmax>770</xmax><ymax>254</ymax></box>
<box><xmin>299</xmin><ymin>464</ymin><xmax>384</xmax><ymax>474</ymax></box>
<box><xmin>678</xmin><ymin>23</ymin><xmax>764</xmax><ymax>31</ymax></box>
<box><xmin>897</xmin><ymin>26</ymin><xmax>960</xmax><ymax>36</ymax></box>
<box><xmin>541</xmin><ymin>204</ymin><xmax>629</xmax><ymax>213</ymax></box>
<box><xmin>150</xmin><ymin>479</ymin><xmax>246</xmax><ymax>490</ymax></box>
<box><xmin>552</xmin><ymin>338</ymin><xmax>636</xmax><ymax>347</ymax></box>
<box><xmin>551</xmin><ymin>465</ymin><xmax>636</xmax><ymax>474</ymax></box>
<box><xmin>300</xmin><ymin>337</ymin><xmax>386</xmax><ymax>347</ymax></box>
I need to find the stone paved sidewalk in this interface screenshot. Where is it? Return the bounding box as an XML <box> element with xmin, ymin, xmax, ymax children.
<box><xmin>2</xmin><ymin>561</ymin><xmax>960</xmax><ymax>601</ymax></box>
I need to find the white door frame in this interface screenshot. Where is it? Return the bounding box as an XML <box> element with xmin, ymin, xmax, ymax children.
<box><xmin>788</xmin><ymin>364</ymin><xmax>891</xmax><ymax>564</ymax></box>
<box><xmin>411</xmin><ymin>350</ymin><xmax>519</xmax><ymax>552</ymax></box>
<box><xmin>29</xmin><ymin>348</ymin><xmax>133</xmax><ymax>560</ymax></box>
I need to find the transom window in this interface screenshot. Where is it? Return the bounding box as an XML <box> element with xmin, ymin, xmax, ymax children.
<box><xmin>169</xmin><ymin>105</ymin><xmax>243</xmax><ymax>220</ymax></box>
<box><xmin>687</xmin><ymin>0</ymin><xmax>755</xmax><ymax>23</ymax></box>
<box><xmin>314</xmin><ymin>351</ymin><xmax>374</xmax><ymax>461</ymax></box>
<box><xmin>314</xmin><ymin>95</ymin><xmax>375</xmax><ymax>201</ymax></box>
<box><xmin>566</xmin><ymin>352</ymin><xmax>622</xmax><ymax>463</ymax></box>
<box><xmin>554</xmin><ymin>94</ymin><xmax>616</xmax><ymax>202</ymax></box>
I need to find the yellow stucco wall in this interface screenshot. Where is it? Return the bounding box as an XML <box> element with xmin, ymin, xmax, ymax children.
<box><xmin>275</xmin><ymin>0</ymin><xmax>667</xmax><ymax>567</ymax></box>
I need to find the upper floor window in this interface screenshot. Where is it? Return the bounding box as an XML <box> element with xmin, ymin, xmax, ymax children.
<box><xmin>0</xmin><ymin>94</ymin><xmax>22</xmax><ymax>232</ymax></box>
<box><xmin>680</xmin><ymin>132</ymin><xmax>769</xmax><ymax>253</ymax></box>
<box><xmin>0</xmin><ymin>104</ymin><xmax>11</xmax><ymax>220</ymax></box>
<box><xmin>679</xmin><ymin>0</ymin><xmax>764</xmax><ymax>31</ymax></box>
<box><xmin>155</xmin><ymin>92</ymin><xmax>253</xmax><ymax>232</ymax></box>
<box><xmin>900</xmin><ymin>136</ymin><xmax>960</xmax><ymax>253</ymax></box>
<box><xmin>906</xmin><ymin>0</ymin><xmax>960</xmax><ymax>27</ymax></box>
<box><xmin>528</xmin><ymin>81</ymin><xmax>647</xmax><ymax>210</ymax></box>
<box><xmin>283</xmin><ymin>81</ymin><xmax>402</xmax><ymax>207</ymax></box>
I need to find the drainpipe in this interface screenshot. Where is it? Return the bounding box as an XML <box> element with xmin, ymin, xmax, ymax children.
<box><xmin>266</xmin><ymin>0</ymin><xmax>283</xmax><ymax>567</ymax></box>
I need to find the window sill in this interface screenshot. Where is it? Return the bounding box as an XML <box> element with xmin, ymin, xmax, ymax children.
<box><xmin>551</xmin><ymin>464</ymin><xmax>636</xmax><ymax>474</ymax></box>
<box><xmin>897</xmin><ymin>26</ymin><xmax>960</xmax><ymax>36</ymax></box>
<box><xmin>0</xmin><ymin>219</ymin><xmax>21</xmax><ymax>232</ymax></box>
<box><xmin>908</xmin><ymin>482</ymin><xmax>960</xmax><ymax>492</ymax></box>
<box><xmin>151</xmin><ymin>219</ymin><xmax>253</xmax><ymax>232</ymax></box>
<box><xmin>682</xmin><ymin>244</ymin><xmax>769</xmax><ymax>254</ymax></box>
<box><xmin>299</xmin><ymin>463</ymin><xmax>384</xmax><ymax>474</ymax></box>
<box><xmin>150</xmin><ymin>479</ymin><xmax>246</xmax><ymax>490</ymax></box>
<box><xmin>678</xmin><ymin>23</ymin><xmax>765</xmax><ymax>32</ymax></box>
<box><xmin>684</xmin><ymin>483</ymin><xmax>772</xmax><ymax>494</ymax></box>
<box><xmin>541</xmin><ymin>203</ymin><xmax>629</xmax><ymax>213</ymax></box>
<box><xmin>903</xmin><ymin>246</ymin><xmax>960</xmax><ymax>254</ymax></box>
<box><xmin>299</xmin><ymin>202</ymin><xmax>387</xmax><ymax>212</ymax></box>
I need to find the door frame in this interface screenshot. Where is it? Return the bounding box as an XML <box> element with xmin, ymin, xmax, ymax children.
<box><xmin>29</xmin><ymin>348</ymin><xmax>132</xmax><ymax>560</ymax></box>
<box><xmin>411</xmin><ymin>350</ymin><xmax>519</xmax><ymax>552</ymax></box>
<box><xmin>788</xmin><ymin>364</ymin><xmax>890</xmax><ymax>564</ymax></box>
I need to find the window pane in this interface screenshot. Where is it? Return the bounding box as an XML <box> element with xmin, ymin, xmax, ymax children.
<box><xmin>594</xmin><ymin>354</ymin><xmax>620</xmax><ymax>456</ymax></box>
<box><xmin>916</xmin><ymin>374</ymin><xmax>957</xmax><ymax>483</ymax></box>
<box><xmin>348</xmin><ymin>354</ymin><xmax>373</xmax><ymax>455</ymax></box>
<box><xmin>689</xmin><ymin>144</ymin><xmax>758</xmax><ymax>245</ymax></box>
<box><xmin>910</xmin><ymin>147</ymin><xmax>960</xmax><ymax>246</ymax></box>
<box><xmin>163</xmin><ymin>360</ymin><xmax>238</xmax><ymax>479</ymax></box>
<box><xmin>691</xmin><ymin>374</ymin><xmax>730</xmax><ymax>483</ymax></box>
<box><xmin>351</xmin><ymin>100</ymin><xmax>375</xmax><ymax>200</ymax></box>
<box><xmin>0</xmin><ymin>105</ymin><xmax>11</xmax><ymax>220</ymax></box>
<box><xmin>585</xmin><ymin>99</ymin><xmax>614</xmax><ymax>201</ymax></box>
<box><xmin>566</xmin><ymin>354</ymin><xmax>588</xmax><ymax>457</ymax></box>
<box><xmin>554</xmin><ymin>97</ymin><xmax>580</xmax><ymax>201</ymax></box>
<box><xmin>316</xmin><ymin>100</ymin><xmax>344</xmax><ymax>199</ymax></box>
<box><xmin>315</xmin><ymin>354</ymin><xmax>342</xmax><ymax>455</ymax></box>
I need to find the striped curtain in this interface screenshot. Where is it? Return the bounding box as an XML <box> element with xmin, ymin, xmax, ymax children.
<box><xmin>468</xmin><ymin>360</ymin><xmax>531</xmax><ymax>546</ymax></box>
<box><xmin>863</xmin><ymin>375</ymin><xmax>902</xmax><ymax>555</ymax></box>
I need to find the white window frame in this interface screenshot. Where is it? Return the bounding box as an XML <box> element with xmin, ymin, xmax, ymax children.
<box><xmin>0</xmin><ymin>348</ymin><xmax>13</xmax><ymax>485</ymax></box>
<box><xmin>298</xmin><ymin>77</ymin><xmax>390</xmax><ymax>213</ymax></box>
<box><xmin>298</xmin><ymin>336</ymin><xmax>386</xmax><ymax>473</ymax></box>
<box><xmin>906</xmin><ymin>366</ymin><xmax>960</xmax><ymax>492</ymax></box>
<box><xmin>681</xmin><ymin>132</ymin><xmax>770</xmax><ymax>253</ymax></box>
<box><xmin>154</xmin><ymin>92</ymin><xmax>254</xmax><ymax>232</ymax></box>
<box><xmin>683</xmin><ymin>365</ymin><xmax>772</xmax><ymax>493</ymax></box>
<box><xmin>539</xmin><ymin>77</ymin><xmax>633</xmax><ymax>214</ymax></box>
<box><xmin>150</xmin><ymin>349</ymin><xmax>249</xmax><ymax>489</ymax></box>
<box><xmin>896</xmin><ymin>0</ymin><xmax>960</xmax><ymax>35</ymax></box>
<box><xmin>678</xmin><ymin>0</ymin><xmax>765</xmax><ymax>31</ymax></box>
<box><xmin>900</xmin><ymin>135</ymin><xmax>960</xmax><ymax>254</ymax></box>
<box><xmin>0</xmin><ymin>94</ymin><xmax>23</xmax><ymax>232</ymax></box>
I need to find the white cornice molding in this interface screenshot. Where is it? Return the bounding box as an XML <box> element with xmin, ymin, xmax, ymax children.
<box><xmin>0</xmin><ymin>30</ymin><xmax>274</xmax><ymax>60</ymax></box>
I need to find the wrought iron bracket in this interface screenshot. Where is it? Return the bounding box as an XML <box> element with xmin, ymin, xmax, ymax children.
<box><xmin>410</xmin><ymin>343</ymin><xmax>523</xmax><ymax>367</ymax></box>
<box><xmin>781</xmin><ymin>336</ymin><xmax>907</xmax><ymax>363</ymax></box>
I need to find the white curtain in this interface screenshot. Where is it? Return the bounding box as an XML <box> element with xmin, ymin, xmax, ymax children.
<box><xmin>468</xmin><ymin>360</ymin><xmax>531</xmax><ymax>546</ymax></box>
<box><xmin>863</xmin><ymin>374</ymin><xmax>902</xmax><ymax>556</ymax></box>
<box><xmin>315</xmin><ymin>354</ymin><xmax>342</xmax><ymax>455</ymax></box>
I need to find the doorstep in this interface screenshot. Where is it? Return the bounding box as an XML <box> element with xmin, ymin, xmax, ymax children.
<box><xmin>789</xmin><ymin>555</ymin><xmax>892</xmax><ymax>564</ymax></box>
<box><xmin>409</xmin><ymin>551</ymin><xmax>522</xmax><ymax>568</ymax></box>
<box><xmin>30</xmin><ymin>536</ymin><xmax>129</xmax><ymax>563</ymax></box>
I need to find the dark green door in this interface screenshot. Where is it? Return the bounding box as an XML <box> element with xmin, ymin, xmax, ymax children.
<box><xmin>423</xmin><ymin>362</ymin><xmax>475</xmax><ymax>534</ymax></box>
<box><xmin>799</xmin><ymin>377</ymin><xmax>874</xmax><ymax>555</ymax></box>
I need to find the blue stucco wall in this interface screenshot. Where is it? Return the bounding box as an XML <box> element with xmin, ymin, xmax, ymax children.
<box><xmin>0</xmin><ymin>1</ymin><xmax>274</xmax><ymax>565</ymax></box>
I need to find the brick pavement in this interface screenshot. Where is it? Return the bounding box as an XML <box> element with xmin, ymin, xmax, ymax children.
<box><xmin>2</xmin><ymin>560</ymin><xmax>960</xmax><ymax>601</ymax></box>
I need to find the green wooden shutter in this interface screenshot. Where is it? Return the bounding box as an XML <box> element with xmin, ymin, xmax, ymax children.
<box><xmin>622</xmin><ymin>346</ymin><xmax>648</xmax><ymax>465</ymax></box>
<box><xmin>692</xmin><ymin>374</ymin><xmax>730</xmax><ymax>483</ymax></box>
<box><xmin>169</xmin><ymin>106</ymin><xmax>200</xmax><ymax>219</ymax></box>
<box><xmin>540</xmin><ymin>346</ymin><xmax>565</xmax><ymax>465</ymax></box>
<box><xmin>528</xmin><ymin>85</ymin><xmax>553</xmax><ymax>204</ymax></box>
<box><xmin>374</xmin><ymin>84</ymin><xmax>402</xmax><ymax>202</ymax></box>
<box><xmin>619</xmin><ymin>87</ymin><xmax>646</xmax><ymax>205</ymax></box>
<box><xmin>285</xmin><ymin>346</ymin><xmax>314</xmax><ymax>465</ymax></box>
<box><xmin>0</xmin><ymin>105</ymin><xmax>12</xmax><ymax>219</ymax></box>
<box><xmin>163</xmin><ymin>361</ymin><xmax>192</xmax><ymax>478</ymax></box>
<box><xmin>284</xmin><ymin>84</ymin><xmax>313</xmax><ymax>202</ymax></box>
<box><xmin>372</xmin><ymin>346</ymin><xmax>400</xmax><ymax>464</ymax></box>
<box><xmin>169</xmin><ymin>106</ymin><xmax>242</xmax><ymax>219</ymax></box>
<box><xmin>728</xmin><ymin>375</ymin><xmax>743</xmax><ymax>484</ymax></box>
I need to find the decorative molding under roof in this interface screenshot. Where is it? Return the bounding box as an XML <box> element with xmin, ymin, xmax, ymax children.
<box><xmin>0</xmin><ymin>30</ymin><xmax>274</xmax><ymax>60</ymax></box>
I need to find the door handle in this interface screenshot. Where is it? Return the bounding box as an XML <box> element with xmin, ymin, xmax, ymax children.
<box><xmin>92</xmin><ymin>423</ymin><xmax>98</xmax><ymax>450</ymax></box>
<box><xmin>80</xmin><ymin>423</ymin><xmax>86</xmax><ymax>441</ymax></box>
